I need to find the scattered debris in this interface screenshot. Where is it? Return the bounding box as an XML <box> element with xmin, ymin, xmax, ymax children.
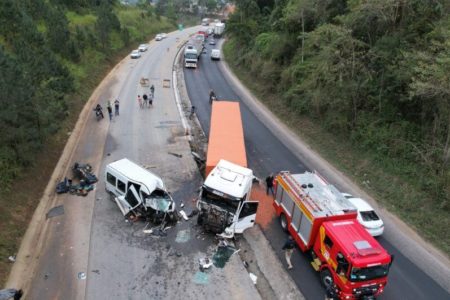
<box><xmin>44</xmin><ymin>274</ymin><xmax>49</xmax><ymax>280</ymax></box>
<box><xmin>143</xmin><ymin>229</ymin><xmax>153</xmax><ymax>234</ymax></box>
<box><xmin>8</xmin><ymin>255</ymin><xmax>16</xmax><ymax>263</ymax></box>
<box><xmin>187</xmin><ymin>210</ymin><xmax>198</xmax><ymax>218</ymax></box>
<box><xmin>46</xmin><ymin>205</ymin><xmax>65</xmax><ymax>219</ymax></box>
<box><xmin>72</xmin><ymin>162</ymin><xmax>98</xmax><ymax>184</ymax></box>
<box><xmin>163</xmin><ymin>79</ymin><xmax>171</xmax><ymax>88</ymax></box>
<box><xmin>107</xmin><ymin>153</ymin><xmax>111</xmax><ymax>156</ymax></box>
<box><xmin>213</xmin><ymin>241</ymin><xmax>238</xmax><ymax>268</ymax></box>
<box><xmin>199</xmin><ymin>257</ymin><xmax>213</xmax><ymax>271</ymax></box>
<box><xmin>175</xmin><ymin>229</ymin><xmax>191</xmax><ymax>243</ymax></box>
<box><xmin>193</xmin><ymin>271</ymin><xmax>208</xmax><ymax>285</ymax></box>
<box><xmin>191</xmin><ymin>152</ymin><xmax>205</xmax><ymax>164</ymax></box>
<box><xmin>142</xmin><ymin>165</ymin><xmax>156</xmax><ymax>169</ymax></box>
<box><xmin>249</xmin><ymin>272</ymin><xmax>258</xmax><ymax>285</ymax></box>
<box><xmin>92</xmin><ymin>270</ymin><xmax>100</xmax><ymax>275</ymax></box>
<box><xmin>56</xmin><ymin>178</ymin><xmax>72</xmax><ymax>194</ymax></box>
<box><xmin>179</xmin><ymin>210</ymin><xmax>189</xmax><ymax>221</ymax></box>
<box><xmin>168</xmin><ymin>152</ymin><xmax>183</xmax><ymax>158</ymax></box>
<box><xmin>176</xmin><ymin>252</ymin><xmax>182</xmax><ymax>257</ymax></box>
<box><xmin>242</xmin><ymin>261</ymin><xmax>249</xmax><ymax>268</ymax></box>
<box><xmin>78</xmin><ymin>272</ymin><xmax>86</xmax><ymax>280</ymax></box>
<box><xmin>180</xmin><ymin>202</ymin><xmax>185</xmax><ymax>208</ymax></box>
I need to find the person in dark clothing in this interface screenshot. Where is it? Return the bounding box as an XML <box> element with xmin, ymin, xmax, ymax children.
<box><xmin>325</xmin><ymin>284</ymin><xmax>338</xmax><ymax>300</ymax></box>
<box><xmin>282</xmin><ymin>235</ymin><xmax>296</xmax><ymax>269</ymax></box>
<box><xmin>143</xmin><ymin>94</ymin><xmax>148</xmax><ymax>107</ymax></box>
<box><xmin>106</xmin><ymin>101</ymin><xmax>113</xmax><ymax>120</ymax></box>
<box><xmin>114</xmin><ymin>99</ymin><xmax>120</xmax><ymax>115</ymax></box>
<box><xmin>265</xmin><ymin>173</ymin><xmax>275</xmax><ymax>196</ymax></box>
<box><xmin>190</xmin><ymin>105</ymin><xmax>196</xmax><ymax>119</ymax></box>
<box><xmin>150</xmin><ymin>85</ymin><xmax>155</xmax><ymax>97</ymax></box>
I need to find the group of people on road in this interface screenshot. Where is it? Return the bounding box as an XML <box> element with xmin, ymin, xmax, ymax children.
<box><xmin>94</xmin><ymin>84</ymin><xmax>155</xmax><ymax>121</ymax></box>
<box><xmin>138</xmin><ymin>85</ymin><xmax>155</xmax><ymax>109</ymax></box>
<box><xmin>94</xmin><ymin>99</ymin><xmax>119</xmax><ymax>121</ymax></box>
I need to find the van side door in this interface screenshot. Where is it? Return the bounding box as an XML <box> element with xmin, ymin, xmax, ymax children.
<box><xmin>115</xmin><ymin>185</ymin><xmax>143</xmax><ymax>216</ymax></box>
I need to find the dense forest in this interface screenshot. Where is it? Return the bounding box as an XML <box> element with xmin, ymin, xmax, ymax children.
<box><xmin>0</xmin><ymin>0</ymin><xmax>177</xmax><ymax>193</ymax></box>
<box><xmin>225</xmin><ymin>0</ymin><xmax>450</xmax><ymax>251</ymax></box>
<box><xmin>0</xmin><ymin>0</ymin><xmax>178</xmax><ymax>282</ymax></box>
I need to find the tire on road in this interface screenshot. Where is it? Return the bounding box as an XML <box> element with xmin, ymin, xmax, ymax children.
<box><xmin>279</xmin><ymin>214</ymin><xmax>288</xmax><ymax>232</ymax></box>
<box><xmin>320</xmin><ymin>268</ymin><xmax>334</xmax><ymax>289</ymax></box>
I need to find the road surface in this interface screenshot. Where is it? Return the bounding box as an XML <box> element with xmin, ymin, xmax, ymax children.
<box><xmin>18</xmin><ymin>27</ymin><xmax>260</xmax><ymax>300</ymax></box>
<box><xmin>183</xmin><ymin>37</ymin><xmax>450</xmax><ymax>300</ymax></box>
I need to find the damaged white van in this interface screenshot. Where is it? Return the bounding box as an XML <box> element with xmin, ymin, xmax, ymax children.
<box><xmin>105</xmin><ymin>158</ymin><xmax>176</xmax><ymax>223</ymax></box>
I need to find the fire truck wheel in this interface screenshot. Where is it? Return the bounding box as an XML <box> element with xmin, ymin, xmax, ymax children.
<box><xmin>279</xmin><ymin>214</ymin><xmax>288</xmax><ymax>232</ymax></box>
<box><xmin>320</xmin><ymin>268</ymin><xmax>334</xmax><ymax>288</ymax></box>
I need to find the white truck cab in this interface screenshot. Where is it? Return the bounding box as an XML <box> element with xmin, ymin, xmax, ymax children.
<box><xmin>197</xmin><ymin>160</ymin><xmax>258</xmax><ymax>237</ymax></box>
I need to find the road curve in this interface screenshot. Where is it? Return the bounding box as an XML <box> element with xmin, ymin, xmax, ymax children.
<box><xmin>183</xmin><ymin>38</ymin><xmax>450</xmax><ymax>300</ymax></box>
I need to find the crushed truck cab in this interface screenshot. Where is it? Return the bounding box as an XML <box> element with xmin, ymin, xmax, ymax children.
<box><xmin>197</xmin><ymin>160</ymin><xmax>258</xmax><ymax>236</ymax></box>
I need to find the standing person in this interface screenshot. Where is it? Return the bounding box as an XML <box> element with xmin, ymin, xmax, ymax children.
<box><xmin>137</xmin><ymin>95</ymin><xmax>142</xmax><ymax>108</ymax></box>
<box><xmin>150</xmin><ymin>85</ymin><xmax>155</xmax><ymax>98</ymax></box>
<box><xmin>114</xmin><ymin>99</ymin><xmax>120</xmax><ymax>116</ymax></box>
<box><xmin>265</xmin><ymin>173</ymin><xmax>275</xmax><ymax>196</ymax></box>
<box><xmin>148</xmin><ymin>92</ymin><xmax>153</xmax><ymax>107</ymax></box>
<box><xmin>282</xmin><ymin>235</ymin><xmax>295</xmax><ymax>269</ymax></box>
<box><xmin>189</xmin><ymin>105</ymin><xmax>196</xmax><ymax>119</ymax></box>
<box><xmin>143</xmin><ymin>93</ymin><xmax>148</xmax><ymax>107</ymax></box>
<box><xmin>106</xmin><ymin>101</ymin><xmax>113</xmax><ymax>120</ymax></box>
<box><xmin>325</xmin><ymin>284</ymin><xmax>338</xmax><ymax>300</ymax></box>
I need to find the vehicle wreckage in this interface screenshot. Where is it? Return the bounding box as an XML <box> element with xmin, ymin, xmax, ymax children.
<box><xmin>105</xmin><ymin>158</ymin><xmax>177</xmax><ymax>223</ymax></box>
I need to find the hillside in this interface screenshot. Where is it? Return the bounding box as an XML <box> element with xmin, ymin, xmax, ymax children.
<box><xmin>0</xmin><ymin>0</ymin><xmax>174</xmax><ymax>283</ymax></box>
<box><xmin>224</xmin><ymin>0</ymin><xmax>450</xmax><ymax>254</ymax></box>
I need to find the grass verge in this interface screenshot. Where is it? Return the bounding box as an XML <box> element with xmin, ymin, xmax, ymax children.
<box><xmin>223</xmin><ymin>40</ymin><xmax>450</xmax><ymax>257</ymax></box>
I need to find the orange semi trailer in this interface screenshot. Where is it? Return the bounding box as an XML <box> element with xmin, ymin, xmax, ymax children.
<box><xmin>197</xmin><ymin>101</ymin><xmax>258</xmax><ymax>236</ymax></box>
<box><xmin>205</xmin><ymin>101</ymin><xmax>247</xmax><ymax>176</ymax></box>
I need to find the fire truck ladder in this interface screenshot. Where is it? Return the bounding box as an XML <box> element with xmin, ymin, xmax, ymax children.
<box><xmin>282</xmin><ymin>172</ymin><xmax>323</xmax><ymax>213</ymax></box>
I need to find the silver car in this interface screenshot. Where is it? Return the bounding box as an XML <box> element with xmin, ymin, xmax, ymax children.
<box><xmin>130</xmin><ymin>50</ymin><xmax>141</xmax><ymax>59</ymax></box>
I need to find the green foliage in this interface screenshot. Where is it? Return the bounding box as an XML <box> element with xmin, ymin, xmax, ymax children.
<box><xmin>227</xmin><ymin>0</ymin><xmax>450</xmax><ymax>252</ymax></box>
<box><xmin>0</xmin><ymin>0</ymin><xmax>174</xmax><ymax>193</ymax></box>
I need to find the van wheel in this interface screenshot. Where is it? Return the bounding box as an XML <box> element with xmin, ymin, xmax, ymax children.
<box><xmin>279</xmin><ymin>214</ymin><xmax>288</xmax><ymax>232</ymax></box>
<box><xmin>320</xmin><ymin>268</ymin><xmax>333</xmax><ymax>289</ymax></box>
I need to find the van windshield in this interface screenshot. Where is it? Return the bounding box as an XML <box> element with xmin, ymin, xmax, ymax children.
<box><xmin>146</xmin><ymin>189</ymin><xmax>172</xmax><ymax>212</ymax></box>
<box><xmin>350</xmin><ymin>264</ymin><xmax>390</xmax><ymax>282</ymax></box>
<box><xmin>185</xmin><ymin>53</ymin><xmax>197</xmax><ymax>59</ymax></box>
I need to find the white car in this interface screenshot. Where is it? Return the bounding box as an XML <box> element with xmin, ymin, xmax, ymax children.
<box><xmin>138</xmin><ymin>44</ymin><xmax>148</xmax><ymax>52</ymax></box>
<box><xmin>347</xmin><ymin>197</ymin><xmax>384</xmax><ymax>237</ymax></box>
<box><xmin>161</xmin><ymin>33</ymin><xmax>167</xmax><ymax>39</ymax></box>
<box><xmin>155</xmin><ymin>34</ymin><xmax>163</xmax><ymax>41</ymax></box>
<box><xmin>130</xmin><ymin>50</ymin><xmax>141</xmax><ymax>59</ymax></box>
<box><xmin>211</xmin><ymin>49</ymin><xmax>220</xmax><ymax>60</ymax></box>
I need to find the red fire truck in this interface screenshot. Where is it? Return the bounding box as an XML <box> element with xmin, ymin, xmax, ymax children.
<box><xmin>273</xmin><ymin>171</ymin><xmax>392</xmax><ymax>299</ymax></box>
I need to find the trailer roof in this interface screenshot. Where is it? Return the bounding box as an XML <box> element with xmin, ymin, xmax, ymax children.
<box><xmin>280</xmin><ymin>172</ymin><xmax>356</xmax><ymax>218</ymax></box>
<box><xmin>205</xmin><ymin>101</ymin><xmax>247</xmax><ymax>176</ymax></box>
<box><xmin>323</xmin><ymin>220</ymin><xmax>391</xmax><ymax>265</ymax></box>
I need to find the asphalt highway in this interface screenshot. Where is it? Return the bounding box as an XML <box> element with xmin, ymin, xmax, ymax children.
<box><xmin>183</xmin><ymin>38</ymin><xmax>450</xmax><ymax>300</ymax></box>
